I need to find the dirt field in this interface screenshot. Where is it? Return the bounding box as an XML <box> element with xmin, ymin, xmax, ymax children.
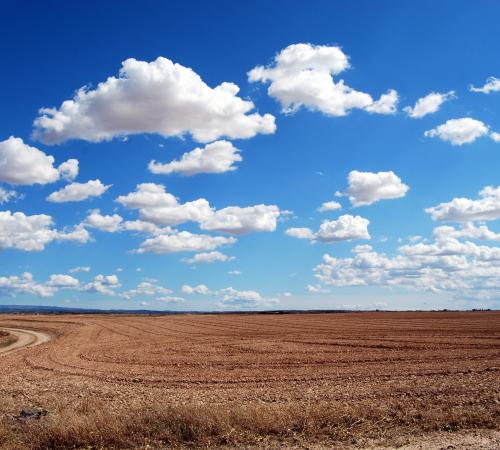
<box><xmin>0</xmin><ymin>311</ymin><xmax>499</xmax><ymax>449</ymax></box>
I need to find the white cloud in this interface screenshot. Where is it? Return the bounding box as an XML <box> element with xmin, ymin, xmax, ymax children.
<box><xmin>81</xmin><ymin>274</ymin><xmax>120</xmax><ymax>296</ymax></box>
<box><xmin>117</xmin><ymin>183</ymin><xmax>281</xmax><ymax>234</ymax></box>
<box><xmin>149</xmin><ymin>140</ymin><xmax>242</xmax><ymax>176</ymax></box>
<box><xmin>228</xmin><ymin>270</ymin><xmax>242</xmax><ymax>276</ymax></box>
<box><xmin>0</xmin><ymin>187</ymin><xmax>19</xmax><ymax>204</ymax></box>
<box><xmin>0</xmin><ymin>136</ymin><xmax>77</xmax><ymax>185</ymax></box>
<box><xmin>424</xmin><ymin>118</ymin><xmax>489</xmax><ymax>145</ymax></box>
<box><xmin>433</xmin><ymin>223</ymin><xmax>500</xmax><ymax>242</ymax></box>
<box><xmin>364</xmin><ymin>89</ymin><xmax>399</xmax><ymax>114</ymax></box>
<box><xmin>490</xmin><ymin>132</ymin><xmax>500</xmax><ymax>142</ymax></box>
<box><xmin>469</xmin><ymin>77</ymin><xmax>500</xmax><ymax>94</ymax></box>
<box><xmin>69</xmin><ymin>266</ymin><xmax>90</xmax><ymax>273</ymax></box>
<box><xmin>0</xmin><ymin>210</ymin><xmax>89</xmax><ymax>251</ymax></box>
<box><xmin>286</xmin><ymin>227</ymin><xmax>315</xmax><ymax>239</ymax></box>
<box><xmin>83</xmin><ymin>209</ymin><xmax>123</xmax><ymax>232</ymax></box>
<box><xmin>33</xmin><ymin>57</ymin><xmax>275</xmax><ymax>144</ymax></box>
<box><xmin>318</xmin><ymin>200</ymin><xmax>342</xmax><ymax>212</ymax></box>
<box><xmin>313</xmin><ymin>234</ymin><xmax>500</xmax><ymax>300</ymax></box>
<box><xmin>57</xmin><ymin>159</ymin><xmax>79</xmax><ymax>181</ymax></box>
<box><xmin>287</xmin><ymin>214</ymin><xmax>370</xmax><ymax>243</ymax></box>
<box><xmin>47</xmin><ymin>274</ymin><xmax>80</xmax><ymax>287</ymax></box>
<box><xmin>306</xmin><ymin>284</ymin><xmax>329</xmax><ymax>293</ymax></box>
<box><xmin>403</xmin><ymin>91</ymin><xmax>455</xmax><ymax>118</ymax></box>
<box><xmin>426</xmin><ymin>186</ymin><xmax>500</xmax><ymax>222</ymax></box>
<box><xmin>136</xmin><ymin>231</ymin><xmax>236</xmax><ymax>254</ymax></box>
<box><xmin>182</xmin><ymin>284</ymin><xmax>211</xmax><ymax>295</ymax></box>
<box><xmin>182</xmin><ymin>251</ymin><xmax>234</xmax><ymax>264</ymax></box>
<box><xmin>248</xmin><ymin>43</ymin><xmax>398</xmax><ymax>117</ymax></box>
<box><xmin>341</xmin><ymin>170</ymin><xmax>409</xmax><ymax>207</ymax></box>
<box><xmin>122</xmin><ymin>281</ymin><xmax>172</xmax><ymax>300</ymax></box>
<box><xmin>116</xmin><ymin>183</ymin><xmax>177</xmax><ymax>209</ymax></box>
<box><xmin>47</xmin><ymin>179</ymin><xmax>111</xmax><ymax>203</ymax></box>
<box><xmin>200</xmin><ymin>204</ymin><xmax>280</xmax><ymax>234</ymax></box>
<box><xmin>0</xmin><ymin>272</ymin><xmax>55</xmax><ymax>298</ymax></box>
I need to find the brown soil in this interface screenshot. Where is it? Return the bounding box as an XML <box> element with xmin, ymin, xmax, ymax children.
<box><xmin>0</xmin><ymin>311</ymin><xmax>498</xmax><ymax>449</ymax></box>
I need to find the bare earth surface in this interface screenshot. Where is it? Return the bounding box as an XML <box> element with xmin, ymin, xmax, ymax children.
<box><xmin>0</xmin><ymin>311</ymin><xmax>499</xmax><ymax>449</ymax></box>
<box><xmin>0</xmin><ymin>328</ymin><xmax>50</xmax><ymax>356</ymax></box>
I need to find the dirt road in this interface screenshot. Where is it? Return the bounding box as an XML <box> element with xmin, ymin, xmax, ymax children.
<box><xmin>0</xmin><ymin>327</ymin><xmax>50</xmax><ymax>356</ymax></box>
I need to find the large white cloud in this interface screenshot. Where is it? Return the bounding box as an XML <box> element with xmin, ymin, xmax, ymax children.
<box><xmin>426</xmin><ymin>186</ymin><xmax>500</xmax><ymax>222</ymax></box>
<box><xmin>403</xmin><ymin>91</ymin><xmax>455</xmax><ymax>118</ymax></box>
<box><xmin>33</xmin><ymin>57</ymin><xmax>276</xmax><ymax>144</ymax></box>
<box><xmin>117</xmin><ymin>183</ymin><xmax>281</xmax><ymax>234</ymax></box>
<box><xmin>149</xmin><ymin>140</ymin><xmax>242</xmax><ymax>176</ymax></box>
<box><xmin>313</xmin><ymin>232</ymin><xmax>500</xmax><ymax>301</ymax></box>
<box><xmin>340</xmin><ymin>170</ymin><xmax>409</xmax><ymax>207</ymax></box>
<box><xmin>47</xmin><ymin>179</ymin><xmax>111</xmax><ymax>203</ymax></box>
<box><xmin>424</xmin><ymin>118</ymin><xmax>489</xmax><ymax>145</ymax></box>
<box><xmin>248</xmin><ymin>43</ymin><xmax>398</xmax><ymax>117</ymax></box>
<box><xmin>136</xmin><ymin>231</ymin><xmax>236</xmax><ymax>254</ymax></box>
<box><xmin>469</xmin><ymin>77</ymin><xmax>500</xmax><ymax>94</ymax></box>
<box><xmin>200</xmin><ymin>204</ymin><xmax>280</xmax><ymax>234</ymax></box>
<box><xmin>286</xmin><ymin>214</ymin><xmax>370</xmax><ymax>243</ymax></box>
<box><xmin>0</xmin><ymin>210</ymin><xmax>89</xmax><ymax>251</ymax></box>
<box><xmin>0</xmin><ymin>136</ymin><xmax>77</xmax><ymax>185</ymax></box>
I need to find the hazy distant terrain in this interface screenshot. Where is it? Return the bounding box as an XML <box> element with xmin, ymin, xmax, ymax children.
<box><xmin>0</xmin><ymin>312</ymin><xmax>499</xmax><ymax>449</ymax></box>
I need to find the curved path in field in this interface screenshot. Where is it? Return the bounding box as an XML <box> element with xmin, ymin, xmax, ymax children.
<box><xmin>0</xmin><ymin>327</ymin><xmax>51</xmax><ymax>356</ymax></box>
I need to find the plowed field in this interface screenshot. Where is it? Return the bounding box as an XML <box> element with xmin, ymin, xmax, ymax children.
<box><xmin>0</xmin><ymin>312</ymin><xmax>499</xmax><ymax>449</ymax></box>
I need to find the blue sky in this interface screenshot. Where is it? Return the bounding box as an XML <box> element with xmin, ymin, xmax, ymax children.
<box><xmin>1</xmin><ymin>1</ymin><xmax>500</xmax><ymax>310</ymax></box>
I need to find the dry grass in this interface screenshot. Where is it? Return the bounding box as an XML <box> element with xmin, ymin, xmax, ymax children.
<box><xmin>0</xmin><ymin>396</ymin><xmax>498</xmax><ymax>449</ymax></box>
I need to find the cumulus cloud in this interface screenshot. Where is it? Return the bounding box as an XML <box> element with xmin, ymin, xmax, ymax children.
<box><xmin>286</xmin><ymin>214</ymin><xmax>370</xmax><ymax>243</ymax></box>
<box><xmin>83</xmin><ymin>209</ymin><xmax>123</xmax><ymax>232</ymax></box>
<box><xmin>33</xmin><ymin>57</ymin><xmax>275</xmax><ymax>144</ymax></box>
<box><xmin>313</xmin><ymin>233</ymin><xmax>500</xmax><ymax>300</ymax></box>
<box><xmin>403</xmin><ymin>91</ymin><xmax>455</xmax><ymax>118</ymax></box>
<box><xmin>122</xmin><ymin>281</ymin><xmax>172</xmax><ymax>300</ymax></box>
<box><xmin>81</xmin><ymin>274</ymin><xmax>120</xmax><ymax>296</ymax></box>
<box><xmin>228</xmin><ymin>270</ymin><xmax>242</xmax><ymax>276</ymax></box>
<box><xmin>490</xmin><ymin>132</ymin><xmax>500</xmax><ymax>142</ymax></box>
<box><xmin>47</xmin><ymin>179</ymin><xmax>111</xmax><ymax>203</ymax></box>
<box><xmin>0</xmin><ymin>210</ymin><xmax>89</xmax><ymax>251</ymax></box>
<box><xmin>182</xmin><ymin>284</ymin><xmax>210</xmax><ymax>295</ymax></box>
<box><xmin>149</xmin><ymin>140</ymin><xmax>242</xmax><ymax>176</ymax></box>
<box><xmin>0</xmin><ymin>272</ymin><xmax>55</xmax><ymax>298</ymax></box>
<box><xmin>181</xmin><ymin>283</ymin><xmax>276</xmax><ymax>308</ymax></box>
<box><xmin>339</xmin><ymin>170</ymin><xmax>409</xmax><ymax>207</ymax></box>
<box><xmin>0</xmin><ymin>136</ymin><xmax>77</xmax><ymax>185</ymax></box>
<box><xmin>182</xmin><ymin>251</ymin><xmax>234</xmax><ymax>264</ymax></box>
<box><xmin>424</xmin><ymin>118</ymin><xmax>489</xmax><ymax>145</ymax></box>
<box><xmin>433</xmin><ymin>223</ymin><xmax>500</xmax><ymax>242</ymax></box>
<box><xmin>117</xmin><ymin>183</ymin><xmax>281</xmax><ymax>233</ymax></box>
<box><xmin>318</xmin><ymin>200</ymin><xmax>342</xmax><ymax>212</ymax></box>
<box><xmin>136</xmin><ymin>231</ymin><xmax>236</xmax><ymax>254</ymax></box>
<box><xmin>47</xmin><ymin>274</ymin><xmax>80</xmax><ymax>287</ymax></box>
<box><xmin>58</xmin><ymin>159</ymin><xmax>79</xmax><ymax>181</ymax></box>
<box><xmin>426</xmin><ymin>186</ymin><xmax>500</xmax><ymax>222</ymax></box>
<box><xmin>200</xmin><ymin>204</ymin><xmax>280</xmax><ymax>234</ymax></box>
<box><xmin>248</xmin><ymin>43</ymin><xmax>398</xmax><ymax>117</ymax></box>
<box><xmin>157</xmin><ymin>295</ymin><xmax>185</xmax><ymax>303</ymax></box>
<box><xmin>469</xmin><ymin>77</ymin><xmax>500</xmax><ymax>94</ymax></box>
